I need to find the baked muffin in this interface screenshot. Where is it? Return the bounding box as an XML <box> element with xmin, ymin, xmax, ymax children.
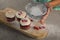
<box><xmin>5</xmin><ymin>10</ymin><xmax>15</xmax><ymax>22</ymax></box>
<box><xmin>16</xmin><ymin>10</ymin><xmax>26</xmax><ymax>21</ymax></box>
<box><xmin>20</xmin><ymin>18</ymin><xmax>31</xmax><ymax>30</ymax></box>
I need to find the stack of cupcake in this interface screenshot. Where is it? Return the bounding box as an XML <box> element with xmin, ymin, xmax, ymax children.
<box><xmin>15</xmin><ymin>10</ymin><xmax>31</xmax><ymax>30</ymax></box>
<box><xmin>16</xmin><ymin>10</ymin><xmax>27</xmax><ymax>21</ymax></box>
<box><xmin>5</xmin><ymin>9</ymin><xmax>31</xmax><ymax>30</ymax></box>
<box><xmin>5</xmin><ymin>8</ymin><xmax>45</xmax><ymax>30</ymax></box>
<box><xmin>20</xmin><ymin>18</ymin><xmax>31</xmax><ymax>30</ymax></box>
<box><xmin>5</xmin><ymin>9</ymin><xmax>16</xmax><ymax>22</ymax></box>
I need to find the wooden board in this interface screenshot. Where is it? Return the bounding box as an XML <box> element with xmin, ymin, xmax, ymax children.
<box><xmin>0</xmin><ymin>8</ymin><xmax>48</xmax><ymax>39</ymax></box>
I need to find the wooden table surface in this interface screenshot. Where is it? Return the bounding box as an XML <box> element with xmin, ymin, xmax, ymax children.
<box><xmin>0</xmin><ymin>8</ymin><xmax>48</xmax><ymax>39</ymax></box>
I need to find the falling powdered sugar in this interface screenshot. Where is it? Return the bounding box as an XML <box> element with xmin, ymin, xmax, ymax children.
<box><xmin>30</xmin><ymin>6</ymin><xmax>43</xmax><ymax>16</ymax></box>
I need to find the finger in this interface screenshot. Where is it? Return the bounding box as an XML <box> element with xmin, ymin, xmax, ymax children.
<box><xmin>39</xmin><ymin>8</ymin><xmax>51</xmax><ymax>24</ymax></box>
<box><xmin>42</xmin><ymin>8</ymin><xmax>51</xmax><ymax>21</ymax></box>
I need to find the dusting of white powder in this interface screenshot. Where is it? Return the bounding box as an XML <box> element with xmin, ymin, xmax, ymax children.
<box><xmin>16</xmin><ymin>11</ymin><xmax>26</xmax><ymax>18</ymax></box>
<box><xmin>20</xmin><ymin>18</ymin><xmax>30</xmax><ymax>26</ymax></box>
<box><xmin>30</xmin><ymin>6</ymin><xmax>43</xmax><ymax>16</ymax></box>
<box><xmin>5</xmin><ymin>11</ymin><xmax>15</xmax><ymax>18</ymax></box>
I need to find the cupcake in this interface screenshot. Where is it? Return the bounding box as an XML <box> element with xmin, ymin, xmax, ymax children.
<box><xmin>20</xmin><ymin>18</ymin><xmax>31</xmax><ymax>30</ymax></box>
<box><xmin>16</xmin><ymin>10</ymin><xmax>26</xmax><ymax>22</ymax></box>
<box><xmin>5</xmin><ymin>10</ymin><xmax>15</xmax><ymax>22</ymax></box>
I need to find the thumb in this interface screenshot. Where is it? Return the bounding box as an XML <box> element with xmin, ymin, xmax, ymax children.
<box><xmin>39</xmin><ymin>7</ymin><xmax>52</xmax><ymax>25</ymax></box>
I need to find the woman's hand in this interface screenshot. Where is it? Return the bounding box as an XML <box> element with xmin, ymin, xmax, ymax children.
<box><xmin>39</xmin><ymin>3</ymin><xmax>52</xmax><ymax>25</ymax></box>
<box><xmin>39</xmin><ymin>0</ymin><xmax>60</xmax><ymax>25</ymax></box>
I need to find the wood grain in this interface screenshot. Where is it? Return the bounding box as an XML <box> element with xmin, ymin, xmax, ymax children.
<box><xmin>0</xmin><ymin>8</ymin><xmax>48</xmax><ymax>39</ymax></box>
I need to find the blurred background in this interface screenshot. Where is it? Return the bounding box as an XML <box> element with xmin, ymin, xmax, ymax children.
<box><xmin>0</xmin><ymin>0</ymin><xmax>31</xmax><ymax>10</ymax></box>
<box><xmin>0</xmin><ymin>0</ymin><xmax>60</xmax><ymax>40</ymax></box>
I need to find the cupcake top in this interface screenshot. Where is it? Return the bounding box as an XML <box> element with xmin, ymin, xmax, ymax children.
<box><xmin>16</xmin><ymin>10</ymin><xmax>26</xmax><ymax>18</ymax></box>
<box><xmin>20</xmin><ymin>18</ymin><xmax>31</xmax><ymax>26</ymax></box>
<box><xmin>5</xmin><ymin>10</ymin><xmax>15</xmax><ymax>18</ymax></box>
